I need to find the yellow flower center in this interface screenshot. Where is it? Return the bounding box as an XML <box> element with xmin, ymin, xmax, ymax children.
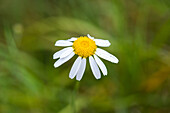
<box><xmin>73</xmin><ymin>36</ymin><xmax>97</xmax><ymax>58</ymax></box>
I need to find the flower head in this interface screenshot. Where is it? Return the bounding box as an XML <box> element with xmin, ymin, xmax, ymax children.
<box><xmin>53</xmin><ymin>34</ymin><xmax>119</xmax><ymax>81</ymax></box>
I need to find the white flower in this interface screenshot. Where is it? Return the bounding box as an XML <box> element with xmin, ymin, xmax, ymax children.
<box><xmin>53</xmin><ymin>34</ymin><xmax>119</xmax><ymax>81</ymax></box>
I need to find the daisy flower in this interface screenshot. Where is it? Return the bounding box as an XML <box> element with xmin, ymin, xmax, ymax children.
<box><xmin>53</xmin><ymin>34</ymin><xmax>119</xmax><ymax>81</ymax></box>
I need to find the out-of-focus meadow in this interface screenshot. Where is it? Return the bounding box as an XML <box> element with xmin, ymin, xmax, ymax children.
<box><xmin>0</xmin><ymin>0</ymin><xmax>170</xmax><ymax>113</ymax></box>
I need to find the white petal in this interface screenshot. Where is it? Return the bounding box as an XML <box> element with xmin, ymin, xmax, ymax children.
<box><xmin>55</xmin><ymin>40</ymin><xmax>73</xmax><ymax>46</ymax></box>
<box><xmin>87</xmin><ymin>34</ymin><xmax>94</xmax><ymax>39</ymax></box>
<box><xmin>95</xmin><ymin>48</ymin><xmax>119</xmax><ymax>63</ymax></box>
<box><xmin>53</xmin><ymin>47</ymin><xmax>73</xmax><ymax>59</ymax></box>
<box><xmin>94</xmin><ymin>39</ymin><xmax>111</xmax><ymax>47</ymax></box>
<box><xmin>67</xmin><ymin>37</ymin><xmax>77</xmax><ymax>41</ymax></box>
<box><xmin>94</xmin><ymin>55</ymin><xmax>107</xmax><ymax>76</ymax></box>
<box><xmin>54</xmin><ymin>52</ymin><xmax>75</xmax><ymax>68</ymax></box>
<box><xmin>89</xmin><ymin>56</ymin><xmax>101</xmax><ymax>79</ymax></box>
<box><xmin>69</xmin><ymin>57</ymin><xmax>82</xmax><ymax>79</ymax></box>
<box><xmin>60</xmin><ymin>47</ymin><xmax>73</xmax><ymax>58</ymax></box>
<box><xmin>76</xmin><ymin>58</ymin><xmax>86</xmax><ymax>81</ymax></box>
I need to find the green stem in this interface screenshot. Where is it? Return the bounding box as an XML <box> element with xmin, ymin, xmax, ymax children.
<box><xmin>71</xmin><ymin>81</ymin><xmax>80</xmax><ymax>113</ymax></box>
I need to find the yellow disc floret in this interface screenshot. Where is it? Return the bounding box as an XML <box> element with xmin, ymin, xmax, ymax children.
<box><xmin>73</xmin><ymin>36</ymin><xmax>97</xmax><ymax>58</ymax></box>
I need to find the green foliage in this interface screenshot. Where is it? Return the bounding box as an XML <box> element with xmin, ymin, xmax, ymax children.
<box><xmin>0</xmin><ymin>0</ymin><xmax>170</xmax><ymax>113</ymax></box>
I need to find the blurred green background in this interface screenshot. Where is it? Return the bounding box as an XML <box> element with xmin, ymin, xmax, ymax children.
<box><xmin>0</xmin><ymin>0</ymin><xmax>170</xmax><ymax>113</ymax></box>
